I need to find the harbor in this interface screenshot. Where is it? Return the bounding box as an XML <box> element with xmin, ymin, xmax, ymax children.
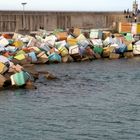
<box><xmin>0</xmin><ymin>0</ymin><xmax>140</xmax><ymax>139</ymax></box>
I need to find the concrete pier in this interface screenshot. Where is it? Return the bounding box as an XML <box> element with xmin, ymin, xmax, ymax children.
<box><xmin>0</xmin><ymin>10</ymin><xmax>127</xmax><ymax>33</ymax></box>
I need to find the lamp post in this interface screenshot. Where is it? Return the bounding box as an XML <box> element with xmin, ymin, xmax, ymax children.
<box><xmin>21</xmin><ymin>2</ymin><xmax>27</xmax><ymax>30</ymax></box>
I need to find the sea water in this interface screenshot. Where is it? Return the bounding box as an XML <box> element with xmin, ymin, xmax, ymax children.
<box><xmin>0</xmin><ymin>58</ymin><xmax>140</xmax><ymax>140</ymax></box>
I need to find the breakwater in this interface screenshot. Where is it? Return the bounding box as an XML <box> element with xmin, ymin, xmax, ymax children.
<box><xmin>0</xmin><ymin>28</ymin><xmax>140</xmax><ymax>88</ymax></box>
<box><xmin>0</xmin><ymin>11</ymin><xmax>126</xmax><ymax>32</ymax></box>
<box><xmin>0</xmin><ymin>27</ymin><xmax>139</xmax><ymax>90</ymax></box>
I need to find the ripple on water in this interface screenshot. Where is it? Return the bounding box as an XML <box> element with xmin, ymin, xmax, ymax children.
<box><xmin>0</xmin><ymin>60</ymin><xmax>140</xmax><ymax>139</ymax></box>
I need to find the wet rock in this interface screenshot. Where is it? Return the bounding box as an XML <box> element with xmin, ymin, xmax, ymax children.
<box><xmin>23</xmin><ymin>65</ymin><xmax>39</xmax><ymax>80</ymax></box>
<box><xmin>109</xmin><ymin>53</ymin><xmax>120</xmax><ymax>59</ymax></box>
<box><xmin>0</xmin><ymin>74</ymin><xmax>6</xmax><ymax>88</ymax></box>
<box><xmin>24</xmin><ymin>80</ymin><xmax>37</xmax><ymax>89</ymax></box>
<box><xmin>0</xmin><ymin>62</ymin><xmax>8</xmax><ymax>74</ymax></box>
<box><xmin>12</xmin><ymin>57</ymin><xmax>32</xmax><ymax>65</ymax></box>
<box><xmin>62</xmin><ymin>55</ymin><xmax>74</xmax><ymax>63</ymax></box>
<box><xmin>124</xmin><ymin>52</ymin><xmax>134</xmax><ymax>58</ymax></box>
<box><xmin>81</xmin><ymin>56</ymin><xmax>90</xmax><ymax>61</ymax></box>
<box><xmin>37</xmin><ymin>70</ymin><xmax>57</xmax><ymax>80</ymax></box>
<box><xmin>45</xmin><ymin>73</ymin><xmax>57</xmax><ymax>80</ymax></box>
<box><xmin>0</xmin><ymin>73</ymin><xmax>13</xmax><ymax>90</ymax></box>
<box><xmin>94</xmin><ymin>53</ymin><xmax>101</xmax><ymax>59</ymax></box>
<box><xmin>102</xmin><ymin>50</ymin><xmax>110</xmax><ymax>58</ymax></box>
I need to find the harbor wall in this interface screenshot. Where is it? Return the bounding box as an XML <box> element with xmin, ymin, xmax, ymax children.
<box><xmin>0</xmin><ymin>11</ymin><xmax>127</xmax><ymax>33</ymax></box>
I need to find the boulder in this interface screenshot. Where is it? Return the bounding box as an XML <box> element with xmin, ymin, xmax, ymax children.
<box><xmin>24</xmin><ymin>81</ymin><xmax>37</xmax><ymax>89</ymax></box>
<box><xmin>94</xmin><ymin>53</ymin><xmax>101</xmax><ymax>59</ymax></box>
<box><xmin>124</xmin><ymin>52</ymin><xmax>134</xmax><ymax>58</ymax></box>
<box><xmin>109</xmin><ymin>53</ymin><xmax>120</xmax><ymax>59</ymax></box>
<box><xmin>0</xmin><ymin>74</ymin><xmax>6</xmax><ymax>88</ymax></box>
<box><xmin>45</xmin><ymin>73</ymin><xmax>57</xmax><ymax>80</ymax></box>
<box><xmin>62</xmin><ymin>55</ymin><xmax>74</xmax><ymax>63</ymax></box>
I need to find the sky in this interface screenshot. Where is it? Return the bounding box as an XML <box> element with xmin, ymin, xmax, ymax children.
<box><xmin>0</xmin><ymin>0</ymin><xmax>136</xmax><ymax>11</ymax></box>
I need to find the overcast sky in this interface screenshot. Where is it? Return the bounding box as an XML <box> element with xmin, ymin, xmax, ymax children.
<box><xmin>0</xmin><ymin>0</ymin><xmax>136</xmax><ymax>11</ymax></box>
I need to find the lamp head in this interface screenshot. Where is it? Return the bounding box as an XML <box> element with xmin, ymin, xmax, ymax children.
<box><xmin>21</xmin><ymin>2</ymin><xmax>27</xmax><ymax>6</ymax></box>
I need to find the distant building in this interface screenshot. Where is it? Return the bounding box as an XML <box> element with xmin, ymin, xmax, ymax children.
<box><xmin>124</xmin><ymin>0</ymin><xmax>140</xmax><ymax>22</ymax></box>
<box><xmin>133</xmin><ymin>0</ymin><xmax>138</xmax><ymax>15</ymax></box>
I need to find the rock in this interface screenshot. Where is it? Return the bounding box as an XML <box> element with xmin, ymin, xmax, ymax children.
<box><xmin>24</xmin><ymin>81</ymin><xmax>37</xmax><ymax>89</ymax></box>
<box><xmin>23</xmin><ymin>64</ymin><xmax>39</xmax><ymax>80</ymax></box>
<box><xmin>81</xmin><ymin>56</ymin><xmax>90</xmax><ymax>61</ymax></box>
<box><xmin>109</xmin><ymin>53</ymin><xmax>120</xmax><ymax>59</ymax></box>
<box><xmin>62</xmin><ymin>55</ymin><xmax>74</xmax><ymax>63</ymax></box>
<box><xmin>11</xmin><ymin>57</ymin><xmax>32</xmax><ymax>65</ymax></box>
<box><xmin>45</xmin><ymin>73</ymin><xmax>57</xmax><ymax>80</ymax></box>
<box><xmin>0</xmin><ymin>74</ymin><xmax>6</xmax><ymax>88</ymax></box>
<box><xmin>37</xmin><ymin>70</ymin><xmax>57</xmax><ymax>80</ymax></box>
<box><xmin>94</xmin><ymin>53</ymin><xmax>101</xmax><ymax>59</ymax></box>
<box><xmin>37</xmin><ymin>51</ymin><xmax>48</xmax><ymax>64</ymax></box>
<box><xmin>71</xmin><ymin>54</ymin><xmax>82</xmax><ymax>61</ymax></box>
<box><xmin>102</xmin><ymin>51</ymin><xmax>110</xmax><ymax>58</ymax></box>
<box><xmin>10</xmin><ymin>64</ymin><xmax>23</xmax><ymax>72</ymax></box>
<box><xmin>124</xmin><ymin>52</ymin><xmax>134</xmax><ymax>58</ymax></box>
<box><xmin>0</xmin><ymin>62</ymin><xmax>8</xmax><ymax>74</ymax></box>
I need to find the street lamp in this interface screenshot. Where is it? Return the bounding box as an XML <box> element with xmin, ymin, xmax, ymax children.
<box><xmin>21</xmin><ymin>2</ymin><xmax>27</xmax><ymax>30</ymax></box>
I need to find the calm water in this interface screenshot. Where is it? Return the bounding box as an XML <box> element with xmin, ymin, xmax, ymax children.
<box><xmin>1</xmin><ymin>58</ymin><xmax>140</xmax><ymax>140</ymax></box>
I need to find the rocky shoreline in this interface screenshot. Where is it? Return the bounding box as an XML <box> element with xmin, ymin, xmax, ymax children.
<box><xmin>0</xmin><ymin>28</ymin><xmax>139</xmax><ymax>90</ymax></box>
